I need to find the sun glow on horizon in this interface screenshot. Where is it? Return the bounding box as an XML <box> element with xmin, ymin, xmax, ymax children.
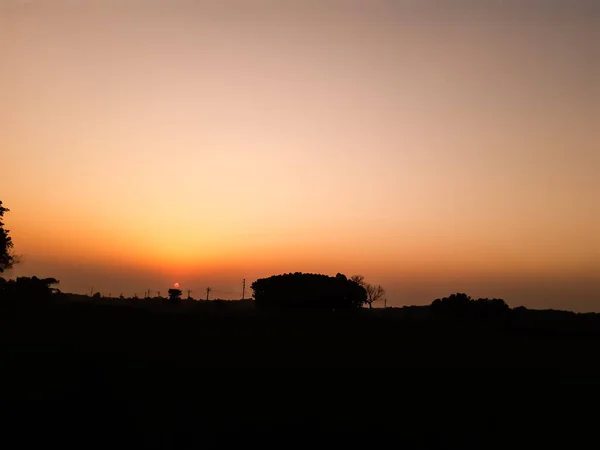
<box><xmin>2</xmin><ymin>1</ymin><xmax>598</xmax><ymax>310</ymax></box>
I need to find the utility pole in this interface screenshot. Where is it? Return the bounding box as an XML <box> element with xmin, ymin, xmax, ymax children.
<box><xmin>187</xmin><ymin>289</ymin><xmax>192</xmax><ymax>300</ymax></box>
<box><xmin>242</xmin><ymin>278</ymin><xmax>246</xmax><ymax>300</ymax></box>
<box><xmin>206</xmin><ymin>287</ymin><xmax>212</xmax><ymax>301</ymax></box>
<box><xmin>90</xmin><ymin>287</ymin><xmax>94</xmax><ymax>296</ymax></box>
<box><xmin>157</xmin><ymin>291</ymin><xmax>161</xmax><ymax>298</ymax></box>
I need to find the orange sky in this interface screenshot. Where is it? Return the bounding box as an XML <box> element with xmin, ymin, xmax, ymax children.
<box><xmin>1</xmin><ymin>1</ymin><xmax>599</xmax><ymax>310</ymax></box>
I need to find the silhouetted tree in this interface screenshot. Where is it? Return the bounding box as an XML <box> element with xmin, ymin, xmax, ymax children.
<box><xmin>168</xmin><ymin>288</ymin><xmax>183</xmax><ymax>302</ymax></box>
<box><xmin>365</xmin><ymin>284</ymin><xmax>386</xmax><ymax>309</ymax></box>
<box><xmin>431</xmin><ymin>293</ymin><xmax>472</xmax><ymax>317</ymax></box>
<box><xmin>0</xmin><ymin>201</ymin><xmax>15</xmax><ymax>273</ymax></box>
<box><xmin>92</xmin><ymin>292</ymin><xmax>102</xmax><ymax>300</ymax></box>
<box><xmin>350</xmin><ymin>275</ymin><xmax>385</xmax><ymax>309</ymax></box>
<box><xmin>431</xmin><ymin>293</ymin><xmax>510</xmax><ymax>319</ymax></box>
<box><xmin>473</xmin><ymin>297</ymin><xmax>510</xmax><ymax>318</ymax></box>
<box><xmin>0</xmin><ymin>276</ymin><xmax>59</xmax><ymax>305</ymax></box>
<box><xmin>251</xmin><ymin>272</ymin><xmax>367</xmax><ymax>310</ymax></box>
<box><xmin>350</xmin><ymin>275</ymin><xmax>365</xmax><ymax>286</ymax></box>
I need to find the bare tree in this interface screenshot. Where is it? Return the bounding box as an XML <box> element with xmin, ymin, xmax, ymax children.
<box><xmin>365</xmin><ymin>283</ymin><xmax>386</xmax><ymax>309</ymax></box>
<box><xmin>350</xmin><ymin>274</ymin><xmax>365</xmax><ymax>287</ymax></box>
<box><xmin>351</xmin><ymin>275</ymin><xmax>385</xmax><ymax>309</ymax></box>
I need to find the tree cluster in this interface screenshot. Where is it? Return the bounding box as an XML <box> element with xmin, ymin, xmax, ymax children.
<box><xmin>251</xmin><ymin>272</ymin><xmax>367</xmax><ymax>310</ymax></box>
<box><xmin>431</xmin><ymin>293</ymin><xmax>510</xmax><ymax>319</ymax></box>
<box><xmin>0</xmin><ymin>276</ymin><xmax>60</xmax><ymax>305</ymax></box>
<box><xmin>350</xmin><ymin>275</ymin><xmax>386</xmax><ymax>309</ymax></box>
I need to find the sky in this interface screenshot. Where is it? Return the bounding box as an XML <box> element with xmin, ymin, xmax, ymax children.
<box><xmin>1</xmin><ymin>0</ymin><xmax>599</xmax><ymax>310</ymax></box>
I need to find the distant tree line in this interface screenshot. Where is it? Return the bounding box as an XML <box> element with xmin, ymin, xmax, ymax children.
<box><xmin>0</xmin><ymin>276</ymin><xmax>60</xmax><ymax>307</ymax></box>
<box><xmin>431</xmin><ymin>293</ymin><xmax>510</xmax><ymax>319</ymax></box>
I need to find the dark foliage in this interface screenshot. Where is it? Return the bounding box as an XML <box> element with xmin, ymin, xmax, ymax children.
<box><xmin>0</xmin><ymin>201</ymin><xmax>15</xmax><ymax>273</ymax></box>
<box><xmin>168</xmin><ymin>288</ymin><xmax>183</xmax><ymax>302</ymax></box>
<box><xmin>350</xmin><ymin>274</ymin><xmax>386</xmax><ymax>308</ymax></box>
<box><xmin>0</xmin><ymin>276</ymin><xmax>59</xmax><ymax>302</ymax></box>
<box><xmin>431</xmin><ymin>292</ymin><xmax>510</xmax><ymax>319</ymax></box>
<box><xmin>251</xmin><ymin>272</ymin><xmax>367</xmax><ymax>310</ymax></box>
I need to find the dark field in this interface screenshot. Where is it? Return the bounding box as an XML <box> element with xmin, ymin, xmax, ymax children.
<box><xmin>2</xmin><ymin>301</ymin><xmax>600</xmax><ymax>448</ymax></box>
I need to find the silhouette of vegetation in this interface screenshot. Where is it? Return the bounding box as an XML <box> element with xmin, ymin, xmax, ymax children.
<box><xmin>168</xmin><ymin>288</ymin><xmax>183</xmax><ymax>302</ymax></box>
<box><xmin>350</xmin><ymin>274</ymin><xmax>386</xmax><ymax>308</ymax></box>
<box><xmin>0</xmin><ymin>276</ymin><xmax>60</xmax><ymax>310</ymax></box>
<box><xmin>365</xmin><ymin>284</ymin><xmax>386</xmax><ymax>308</ymax></box>
<box><xmin>349</xmin><ymin>274</ymin><xmax>365</xmax><ymax>286</ymax></box>
<box><xmin>0</xmin><ymin>201</ymin><xmax>15</xmax><ymax>273</ymax></box>
<box><xmin>431</xmin><ymin>292</ymin><xmax>510</xmax><ymax>319</ymax></box>
<box><xmin>251</xmin><ymin>272</ymin><xmax>366</xmax><ymax>310</ymax></box>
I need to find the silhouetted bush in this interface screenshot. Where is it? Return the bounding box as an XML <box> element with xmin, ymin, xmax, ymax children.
<box><xmin>251</xmin><ymin>272</ymin><xmax>366</xmax><ymax>311</ymax></box>
<box><xmin>474</xmin><ymin>297</ymin><xmax>511</xmax><ymax>318</ymax></box>
<box><xmin>0</xmin><ymin>201</ymin><xmax>15</xmax><ymax>273</ymax></box>
<box><xmin>431</xmin><ymin>293</ymin><xmax>510</xmax><ymax>319</ymax></box>
<box><xmin>0</xmin><ymin>276</ymin><xmax>60</xmax><ymax>309</ymax></box>
<box><xmin>168</xmin><ymin>288</ymin><xmax>183</xmax><ymax>303</ymax></box>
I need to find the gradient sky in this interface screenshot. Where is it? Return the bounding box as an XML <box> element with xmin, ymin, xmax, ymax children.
<box><xmin>2</xmin><ymin>0</ymin><xmax>599</xmax><ymax>310</ymax></box>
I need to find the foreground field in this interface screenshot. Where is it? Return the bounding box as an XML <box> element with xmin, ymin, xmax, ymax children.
<box><xmin>1</xmin><ymin>302</ymin><xmax>599</xmax><ymax>448</ymax></box>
